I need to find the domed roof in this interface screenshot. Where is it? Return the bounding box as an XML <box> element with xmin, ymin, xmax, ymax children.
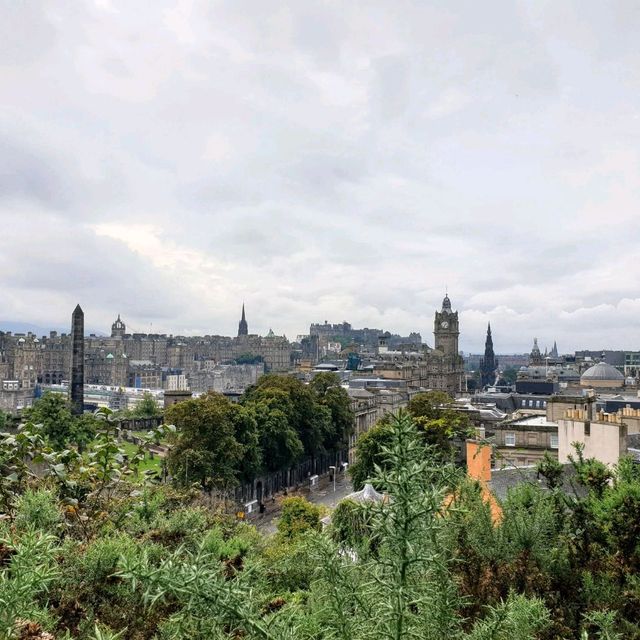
<box><xmin>581</xmin><ymin>361</ymin><xmax>624</xmax><ymax>382</ymax></box>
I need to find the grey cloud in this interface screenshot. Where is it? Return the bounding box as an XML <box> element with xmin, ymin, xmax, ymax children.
<box><xmin>1</xmin><ymin>0</ymin><xmax>639</xmax><ymax>352</ymax></box>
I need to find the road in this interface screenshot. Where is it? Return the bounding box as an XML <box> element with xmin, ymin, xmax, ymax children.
<box><xmin>255</xmin><ymin>473</ymin><xmax>353</xmax><ymax>535</ymax></box>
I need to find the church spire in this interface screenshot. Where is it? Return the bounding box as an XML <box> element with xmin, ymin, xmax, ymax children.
<box><xmin>238</xmin><ymin>303</ymin><xmax>248</xmax><ymax>336</ymax></box>
<box><xmin>479</xmin><ymin>322</ymin><xmax>498</xmax><ymax>388</ymax></box>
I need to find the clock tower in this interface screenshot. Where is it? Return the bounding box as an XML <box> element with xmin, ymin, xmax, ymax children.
<box><xmin>434</xmin><ymin>293</ymin><xmax>459</xmax><ymax>357</ymax></box>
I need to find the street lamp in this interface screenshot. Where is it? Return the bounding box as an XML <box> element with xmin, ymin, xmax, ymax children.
<box><xmin>329</xmin><ymin>465</ymin><xmax>336</xmax><ymax>493</ymax></box>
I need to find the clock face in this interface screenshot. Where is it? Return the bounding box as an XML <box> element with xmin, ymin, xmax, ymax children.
<box><xmin>441</xmin><ymin>321</ymin><xmax>449</xmax><ymax>329</ymax></box>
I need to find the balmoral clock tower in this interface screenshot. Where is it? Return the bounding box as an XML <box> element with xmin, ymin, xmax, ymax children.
<box><xmin>434</xmin><ymin>293</ymin><xmax>459</xmax><ymax>357</ymax></box>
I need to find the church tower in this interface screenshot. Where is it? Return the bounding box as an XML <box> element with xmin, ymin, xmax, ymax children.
<box><xmin>238</xmin><ymin>304</ymin><xmax>248</xmax><ymax>337</ymax></box>
<box><xmin>111</xmin><ymin>314</ymin><xmax>126</xmax><ymax>338</ymax></box>
<box><xmin>479</xmin><ymin>323</ymin><xmax>498</xmax><ymax>387</ymax></box>
<box><xmin>434</xmin><ymin>293</ymin><xmax>460</xmax><ymax>357</ymax></box>
<box><xmin>530</xmin><ymin>337</ymin><xmax>543</xmax><ymax>365</ymax></box>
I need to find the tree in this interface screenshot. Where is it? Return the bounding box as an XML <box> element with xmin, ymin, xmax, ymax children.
<box><xmin>502</xmin><ymin>367</ymin><xmax>518</xmax><ymax>385</ymax></box>
<box><xmin>536</xmin><ymin>452</ymin><xmax>564</xmax><ymax>489</ymax></box>
<box><xmin>23</xmin><ymin>392</ymin><xmax>96</xmax><ymax>449</ymax></box>
<box><xmin>243</xmin><ymin>375</ymin><xmax>327</xmax><ymax>456</ymax></box>
<box><xmin>309</xmin><ymin>372</ymin><xmax>354</xmax><ymax>451</ymax></box>
<box><xmin>131</xmin><ymin>391</ymin><xmax>160</xmax><ymax>418</ymax></box>
<box><xmin>407</xmin><ymin>390</ymin><xmax>452</xmax><ymax>420</ymax></box>
<box><xmin>245</xmin><ymin>390</ymin><xmax>304</xmax><ymax>473</ymax></box>
<box><xmin>409</xmin><ymin>390</ymin><xmax>472</xmax><ymax>457</ymax></box>
<box><xmin>235</xmin><ymin>354</ymin><xmax>264</xmax><ymax>365</ymax></box>
<box><xmin>569</xmin><ymin>443</ymin><xmax>614</xmax><ymax>497</ymax></box>
<box><xmin>277</xmin><ymin>496</ymin><xmax>322</xmax><ymax>540</ymax></box>
<box><xmin>166</xmin><ymin>392</ymin><xmax>247</xmax><ymax>489</ymax></box>
<box><xmin>348</xmin><ymin>417</ymin><xmax>395</xmax><ymax>490</ymax></box>
<box><xmin>331</xmin><ymin>498</ymin><xmax>374</xmax><ymax>550</ymax></box>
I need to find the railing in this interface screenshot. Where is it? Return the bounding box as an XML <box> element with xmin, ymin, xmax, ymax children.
<box><xmin>234</xmin><ymin>448</ymin><xmax>348</xmax><ymax>504</ymax></box>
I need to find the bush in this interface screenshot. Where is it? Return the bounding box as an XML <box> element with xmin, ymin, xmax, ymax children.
<box><xmin>14</xmin><ymin>489</ymin><xmax>61</xmax><ymax>534</ymax></box>
<box><xmin>330</xmin><ymin>499</ymin><xmax>374</xmax><ymax>550</ymax></box>
<box><xmin>277</xmin><ymin>497</ymin><xmax>322</xmax><ymax>541</ymax></box>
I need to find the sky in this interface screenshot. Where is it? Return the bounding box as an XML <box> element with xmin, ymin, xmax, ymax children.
<box><xmin>1</xmin><ymin>1</ymin><xmax>640</xmax><ymax>353</ymax></box>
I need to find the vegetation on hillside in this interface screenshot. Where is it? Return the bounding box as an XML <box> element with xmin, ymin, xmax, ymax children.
<box><xmin>0</xmin><ymin>387</ymin><xmax>639</xmax><ymax>638</ymax></box>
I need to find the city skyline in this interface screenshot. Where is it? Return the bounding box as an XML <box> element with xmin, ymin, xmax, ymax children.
<box><xmin>2</xmin><ymin>2</ymin><xmax>640</xmax><ymax>352</ymax></box>
<box><xmin>0</xmin><ymin>303</ymin><xmax>628</xmax><ymax>356</ymax></box>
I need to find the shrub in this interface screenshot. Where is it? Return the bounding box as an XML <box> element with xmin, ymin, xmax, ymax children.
<box><xmin>14</xmin><ymin>489</ymin><xmax>61</xmax><ymax>534</ymax></box>
<box><xmin>277</xmin><ymin>497</ymin><xmax>322</xmax><ymax>541</ymax></box>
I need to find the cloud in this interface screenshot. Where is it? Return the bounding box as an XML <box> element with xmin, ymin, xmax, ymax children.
<box><xmin>1</xmin><ymin>0</ymin><xmax>640</xmax><ymax>352</ymax></box>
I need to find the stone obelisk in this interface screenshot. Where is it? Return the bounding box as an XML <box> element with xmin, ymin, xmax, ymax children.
<box><xmin>70</xmin><ymin>304</ymin><xmax>84</xmax><ymax>415</ymax></box>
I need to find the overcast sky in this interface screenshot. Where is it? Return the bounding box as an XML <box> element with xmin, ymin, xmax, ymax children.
<box><xmin>2</xmin><ymin>1</ymin><xmax>640</xmax><ymax>353</ymax></box>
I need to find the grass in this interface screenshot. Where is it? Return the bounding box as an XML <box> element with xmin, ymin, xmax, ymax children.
<box><xmin>121</xmin><ymin>441</ymin><xmax>164</xmax><ymax>476</ymax></box>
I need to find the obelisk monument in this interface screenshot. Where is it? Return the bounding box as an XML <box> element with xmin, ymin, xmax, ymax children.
<box><xmin>70</xmin><ymin>304</ymin><xmax>84</xmax><ymax>415</ymax></box>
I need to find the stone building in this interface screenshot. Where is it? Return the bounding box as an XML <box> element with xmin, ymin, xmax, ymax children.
<box><xmin>40</xmin><ymin>332</ymin><xmax>71</xmax><ymax>384</ymax></box>
<box><xmin>492</xmin><ymin>414</ymin><xmax>559</xmax><ymax>468</ymax></box>
<box><xmin>529</xmin><ymin>338</ymin><xmax>544</xmax><ymax>366</ymax></box>
<box><xmin>557</xmin><ymin>404</ymin><xmax>640</xmax><ymax>467</ymax></box>
<box><xmin>360</xmin><ymin>295</ymin><xmax>466</xmax><ymax>395</ymax></box>
<box><xmin>579</xmin><ymin>361</ymin><xmax>625</xmax><ymax>389</ymax></box>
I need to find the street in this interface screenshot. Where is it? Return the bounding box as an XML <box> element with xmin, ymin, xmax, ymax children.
<box><xmin>255</xmin><ymin>472</ymin><xmax>353</xmax><ymax>534</ymax></box>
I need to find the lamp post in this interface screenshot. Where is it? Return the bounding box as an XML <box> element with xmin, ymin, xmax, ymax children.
<box><xmin>329</xmin><ymin>465</ymin><xmax>336</xmax><ymax>493</ymax></box>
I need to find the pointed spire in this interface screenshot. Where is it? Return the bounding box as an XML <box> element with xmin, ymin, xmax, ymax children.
<box><xmin>238</xmin><ymin>303</ymin><xmax>248</xmax><ymax>337</ymax></box>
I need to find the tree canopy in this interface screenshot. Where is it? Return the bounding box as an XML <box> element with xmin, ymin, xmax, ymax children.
<box><xmin>22</xmin><ymin>392</ymin><xmax>97</xmax><ymax>449</ymax></box>
<box><xmin>166</xmin><ymin>392</ymin><xmax>253</xmax><ymax>489</ymax></box>
<box><xmin>1</xmin><ymin>410</ymin><xmax>640</xmax><ymax>638</ymax></box>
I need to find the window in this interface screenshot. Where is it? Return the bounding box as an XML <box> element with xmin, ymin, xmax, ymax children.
<box><xmin>521</xmin><ymin>399</ymin><xmax>526</xmax><ymax>407</ymax></box>
<box><xmin>550</xmin><ymin>434</ymin><xmax>558</xmax><ymax>449</ymax></box>
<box><xmin>505</xmin><ymin>432</ymin><xmax>516</xmax><ymax>447</ymax></box>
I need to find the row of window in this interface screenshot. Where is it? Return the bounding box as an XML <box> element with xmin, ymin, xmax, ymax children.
<box><xmin>504</xmin><ymin>432</ymin><xmax>558</xmax><ymax>448</ymax></box>
<box><xmin>521</xmin><ymin>399</ymin><xmax>547</xmax><ymax>408</ymax></box>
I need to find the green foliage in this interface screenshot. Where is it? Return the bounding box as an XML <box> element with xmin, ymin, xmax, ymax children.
<box><xmin>466</xmin><ymin>593</ymin><xmax>550</xmax><ymax>640</ymax></box>
<box><xmin>330</xmin><ymin>498</ymin><xmax>374</xmax><ymax>550</ymax></box>
<box><xmin>14</xmin><ymin>489</ymin><xmax>61</xmax><ymax>534</ymax></box>
<box><xmin>23</xmin><ymin>391</ymin><xmax>97</xmax><ymax>448</ymax></box>
<box><xmin>130</xmin><ymin>391</ymin><xmax>161</xmax><ymax>418</ymax></box>
<box><xmin>409</xmin><ymin>390</ymin><xmax>473</xmax><ymax>455</ymax></box>
<box><xmin>244</xmin><ymin>374</ymin><xmax>345</xmax><ymax>458</ymax></box>
<box><xmin>570</xmin><ymin>443</ymin><xmax>614</xmax><ymax>496</ymax></box>
<box><xmin>590</xmin><ymin>478</ymin><xmax>640</xmax><ymax>564</ymax></box>
<box><xmin>235</xmin><ymin>353</ymin><xmax>264</xmax><ymax>365</ymax></box>
<box><xmin>501</xmin><ymin>367</ymin><xmax>518</xmax><ymax>385</ymax></box>
<box><xmin>277</xmin><ymin>497</ymin><xmax>322</xmax><ymax>541</ymax></box>
<box><xmin>0</xmin><ymin>528</ymin><xmax>60</xmax><ymax>637</ymax></box>
<box><xmin>166</xmin><ymin>392</ymin><xmax>249</xmax><ymax>489</ymax></box>
<box><xmin>348</xmin><ymin>418</ymin><xmax>395</xmax><ymax>490</ymax></box>
<box><xmin>309</xmin><ymin>372</ymin><xmax>354</xmax><ymax>451</ymax></box>
<box><xmin>536</xmin><ymin>452</ymin><xmax>564</xmax><ymax>489</ymax></box>
<box><xmin>581</xmin><ymin>610</ymin><xmax>623</xmax><ymax>640</ymax></box>
<box><xmin>246</xmin><ymin>389</ymin><xmax>304</xmax><ymax>473</ymax></box>
<box><xmin>3</xmin><ymin>400</ymin><xmax>640</xmax><ymax>638</ymax></box>
<box><xmin>407</xmin><ymin>390</ymin><xmax>452</xmax><ymax>420</ymax></box>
